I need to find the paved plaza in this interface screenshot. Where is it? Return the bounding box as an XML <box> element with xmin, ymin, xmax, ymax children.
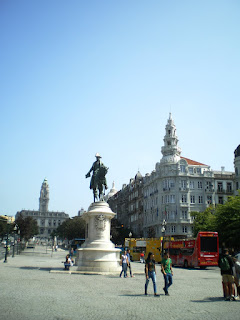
<box><xmin>0</xmin><ymin>246</ymin><xmax>239</xmax><ymax>320</ymax></box>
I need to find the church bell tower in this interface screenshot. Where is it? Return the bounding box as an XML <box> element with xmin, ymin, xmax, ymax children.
<box><xmin>39</xmin><ymin>178</ymin><xmax>49</xmax><ymax>213</ymax></box>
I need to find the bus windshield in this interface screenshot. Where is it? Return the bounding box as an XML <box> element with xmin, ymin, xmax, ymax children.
<box><xmin>200</xmin><ymin>236</ymin><xmax>218</xmax><ymax>253</ymax></box>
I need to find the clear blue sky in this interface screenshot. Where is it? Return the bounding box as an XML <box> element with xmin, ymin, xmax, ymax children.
<box><xmin>1</xmin><ymin>0</ymin><xmax>239</xmax><ymax>217</ymax></box>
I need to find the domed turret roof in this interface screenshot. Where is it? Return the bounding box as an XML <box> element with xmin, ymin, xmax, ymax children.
<box><xmin>105</xmin><ymin>181</ymin><xmax>118</xmax><ymax>200</ymax></box>
<box><xmin>135</xmin><ymin>171</ymin><xmax>143</xmax><ymax>181</ymax></box>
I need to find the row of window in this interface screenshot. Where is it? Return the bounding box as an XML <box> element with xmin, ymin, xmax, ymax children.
<box><xmin>129</xmin><ymin>190</ymin><xmax>139</xmax><ymax>200</ymax></box>
<box><xmin>23</xmin><ymin>212</ymin><xmax>65</xmax><ymax>217</ymax></box>
<box><xmin>167</xmin><ymin>225</ymin><xmax>190</xmax><ymax>233</ymax></box>
<box><xmin>40</xmin><ymin>229</ymin><xmax>53</xmax><ymax>234</ymax></box>
<box><xmin>151</xmin><ymin>224</ymin><xmax>193</xmax><ymax>235</ymax></box>
<box><xmin>180</xmin><ymin>165</ymin><xmax>202</xmax><ymax>174</ymax></box>
<box><xmin>147</xmin><ymin>180</ymin><xmax>233</xmax><ymax>193</ymax></box>
<box><xmin>41</xmin><ymin>219</ymin><xmax>62</xmax><ymax>227</ymax></box>
<box><xmin>144</xmin><ymin>209</ymin><xmax>192</xmax><ymax>223</ymax></box>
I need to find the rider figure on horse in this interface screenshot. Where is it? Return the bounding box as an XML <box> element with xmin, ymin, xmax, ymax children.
<box><xmin>85</xmin><ymin>153</ymin><xmax>108</xmax><ymax>202</ymax></box>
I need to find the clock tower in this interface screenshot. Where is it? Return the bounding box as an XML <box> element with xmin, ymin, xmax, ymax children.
<box><xmin>39</xmin><ymin>178</ymin><xmax>49</xmax><ymax>213</ymax></box>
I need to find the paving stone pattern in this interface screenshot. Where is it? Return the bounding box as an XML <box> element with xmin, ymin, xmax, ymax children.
<box><xmin>0</xmin><ymin>246</ymin><xmax>239</xmax><ymax>320</ymax></box>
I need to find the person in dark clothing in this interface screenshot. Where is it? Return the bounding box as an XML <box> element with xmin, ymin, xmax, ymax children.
<box><xmin>218</xmin><ymin>248</ymin><xmax>235</xmax><ymax>300</ymax></box>
<box><xmin>145</xmin><ymin>252</ymin><xmax>158</xmax><ymax>296</ymax></box>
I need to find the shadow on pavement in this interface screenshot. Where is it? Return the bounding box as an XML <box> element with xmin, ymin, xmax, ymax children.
<box><xmin>119</xmin><ymin>293</ymin><xmax>163</xmax><ymax>297</ymax></box>
<box><xmin>19</xmin><ymin>266</ymin><xmax>64</xmax><ymax>272</ymax></box>
<box><xmin>191</xmin><ymin>297</ymin><xmax>225</xmax><ymax>303</ymax></box>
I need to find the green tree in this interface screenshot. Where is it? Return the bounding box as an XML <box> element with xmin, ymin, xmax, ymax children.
<box><xmin>214</xmin><ymin>194</ymin><xmax>240</xmax><ymax>249</ymax></box>
<box><xmin>191</xmin><ymin>193</ymin><xmax>240</xmax><ymax>250</ymax></box>
<box><xmin>55</xmin><ymin>217</ymin><xmax>85</xmax><ymax>240</ymax></box>
<box><xmin>111</xmin><ymin>218</ymin><xmax>134</xmax><ymax>246</ymax></box>
<box><xmin>191</xmin><ymin>208</ymin><xmax>217</xmax><ymax>237</ymax></box>
<box><xmin>0</xmin><ymin>220</ymin><xmax>7</xmax><ymax>240</ymax></box>
<box><xmin>15</xmin><ymin>214</ymin><xmax>39</xmax><ymax>241</ymax></box>
<box><xmin>147</xmin><ymin>226</ymin><xmax>156</xmax><ymax>238</ymax></box>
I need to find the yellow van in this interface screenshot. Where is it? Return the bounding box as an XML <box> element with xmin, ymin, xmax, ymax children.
<box><xmin>124</xmin><ymin>238</ymin><xmax>163</xmax><ymax>263</ymax></box>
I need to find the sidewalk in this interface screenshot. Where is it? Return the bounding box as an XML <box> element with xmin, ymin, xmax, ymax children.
<box><xmin>0</xmin><ymin>245</ymin><xmax>145</xmax><ymax>274</ymax></box>
<box><xmin>0</xmin><ymin>245</ymin><xmax>239</xmax><ymax>320</ymax></box>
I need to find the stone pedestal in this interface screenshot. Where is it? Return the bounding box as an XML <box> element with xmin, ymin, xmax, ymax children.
<box><xmin>76</xmin><ymin>201</ymin><xmax>121</xmax><ymax>273</ymax></box>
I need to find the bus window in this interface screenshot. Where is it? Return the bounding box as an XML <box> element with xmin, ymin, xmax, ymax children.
<box><xmin>200</xmin><ymin>237</ymin><xmax>218</xmax><ymax>252</ymax></box>
<box><xmin>180</xmin><ymin>248</ymin><xmax>194</xmax><ymax>256</ymax></box>
<box><xmin>169</xmin><ymin>248</ymin><xmax>181</xmax><ymax>256</ymax></box>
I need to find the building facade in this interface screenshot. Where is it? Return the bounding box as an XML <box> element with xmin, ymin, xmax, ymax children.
<box><xmin>107</xmin><ymin>114</ymin><xmax>236</xmax><ymax>239</ymax></box>
<box><xmin>234</xmin><ymin>145</ymin><xmax>240</xmax><ymax>195</ymax></box>
<box><xmin>107</xmin><ymin>172</ymin><xmax>144</xmax><ymax>237</ymax></box>
<box><xmin>143</xmin><ymin>114</ymin><xmax>235</xmax><ymax>238</ymax></box>
<box><xmin>16</xmin><ymin>178</ymin><xmax>69</xmax><ymax>239</ymax></box>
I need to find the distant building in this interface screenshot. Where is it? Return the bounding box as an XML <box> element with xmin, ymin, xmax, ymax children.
<box><xmin>16</xmin><ymin>178</ymin><xmax>69</xmax><ymax>239</ymax></box>
<box><xmin>78</xmin><ymin>208</ymin><xmax>86</xmax><ymax>216</ymax></box>
<box><xmin>234</xmin><ymin>145</ymin><xmax>240</xmax><ymax>195</ymax></box>
<box><xmin>107</xmin><ymin>173</ymin><xmax>144</xmax><ymax>237</ymax></box>
<box><xmin>108</xmin><ymin>183</ymin><xmax>129</xmax><ymax>230</ymax></box>
<box><xmin>0</xmin><ymin>215</ymin><xmax>15</xmax><ymax>223</ymax></box>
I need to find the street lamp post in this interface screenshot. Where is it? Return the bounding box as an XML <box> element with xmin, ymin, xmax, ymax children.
<box><xmin>161</xmin><ymin>219</ymin><xmax>167</xmax><ymax>259</ymax></box>
<box><xmin>12</xmin><ymin>225</ymin><xmax>18</xmax><ymax>258</ymax></box>
<box><xmin>4</xmin><ymin>218</ymin><xmax>11</xmax><ymax>263</ymax></box>
<box><xmin>17</xmin><ymin>228</ymin><xmax>21</xmax><ymax>255</ymax></box>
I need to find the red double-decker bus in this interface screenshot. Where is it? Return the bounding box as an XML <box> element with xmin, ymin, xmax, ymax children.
<box><xmin>164</xmin><ymin>231</ymin><xmax>219</xmax><ymax>269</ymax></box>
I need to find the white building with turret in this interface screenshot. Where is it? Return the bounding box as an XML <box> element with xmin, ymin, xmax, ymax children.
<box><xmin>143</xmin><ymin>114</ymin><xmax>235</xmax><ymax>238</ymax></box>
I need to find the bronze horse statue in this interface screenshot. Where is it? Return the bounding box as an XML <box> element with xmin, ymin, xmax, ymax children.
<box><xmin>86</xmin><ymin>154</ymin><xmax>108</xmax><ymax>202</ymax></box>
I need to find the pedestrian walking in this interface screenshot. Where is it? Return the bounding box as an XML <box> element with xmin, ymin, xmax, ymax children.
<box><xmin>218</xmin><ymin>248</ymin><xmax>235</xmax><ymax>301</ymax></box>
<box><xmin>120</xmin><ymin>250</ymin><xmax>129</xmax><ymax>278</ymax></box>
<box><xmin>233</xmin><ymin>256</ymin><xmax>240</xmax><ymax>299</ymax></box>
<box><xmin>161</xmin><ymin>251</ymin><xmax>173</xmax><ymax>296</ymax></box>
<box><xmin>126</xmin><ymin>249</ymin><xmax>134</xmax><ymax>277</ymax></box>
<box><xmin>145</xmin><ymin>252</ymin><xmax>158</xmax><ymax>296</ymax></box>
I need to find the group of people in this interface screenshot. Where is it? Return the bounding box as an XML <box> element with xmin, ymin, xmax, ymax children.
<box><xmin>145</xmin><ymin>251</ymin><xmax>173</xmax><ymax>296</ymax></box>
<box><xmin>119</xmin><ymin>249</ymin><xmax>134</xmax><ymax>278</ymax></box>
<box><xmin>120</xmin><ymin>247</ymin><xmax>240</xmax><ymax>300</ymax></box>
<box><xmin>218</xmin><ymin>248</ymin><xmax>240</xmax><ymax>301</ymax></box>
<box><xmin>120</xmin><ymin>250</ymin><xmax>173</xmax><ymax>296</ymax></box>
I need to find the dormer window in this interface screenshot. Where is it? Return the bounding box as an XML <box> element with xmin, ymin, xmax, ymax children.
<box><xmin>180</xmin><ymin>165</ymin><xmax>186</xmax><ymax>173</ymax></box>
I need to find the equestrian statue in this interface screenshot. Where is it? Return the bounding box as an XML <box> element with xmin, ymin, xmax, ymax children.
<box><xmin>85</xmin><ymin>153</ymin><xmax>108</xmax><ymax>202</ymax></box>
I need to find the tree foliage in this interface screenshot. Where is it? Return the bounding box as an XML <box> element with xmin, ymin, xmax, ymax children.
<box><xmin>15</xmin><ymin>214</ymin><xmax>39</xmax><ymax>241</ymax></box>
<box><xmin>55</xmin><ymin>217</ymin><xmax>85</xmax><ymax>240</ymax></box>
<box><xmin>191</xmin><ymin>193</ymin><xmax>240</xmax><ymax>249</ymax></box>
<box><xmin>147</xmin><ymin>226</ymin><xmax>156</xmax><ymax>238</ymax></box>
<box><xmin>214</xmin><ymin>194</ymin><xmax>240</xmax><ymax>249</ymax></box>
<box><xmin>0</xmin><ymin>220</ymin><xmax>7</xmax><ymax>240</ymax></box>
<box><xmin>111</xmin><ymin>218</ymin><xmax>134</xmax><ymax>246</ymax></box>
<box><xmin>191</xmin><ymin>208</ymin><xmax>216</xmax><ymax>237</ymax></box>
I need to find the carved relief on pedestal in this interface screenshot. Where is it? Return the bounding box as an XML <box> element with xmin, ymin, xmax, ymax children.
<box><xmin>95</xmin><ymin>214</ymin><xmax>106</xmax><ymax>231</ymax></box>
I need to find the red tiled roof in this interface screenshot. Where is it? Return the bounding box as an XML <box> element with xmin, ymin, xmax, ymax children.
<box><xmin>180</xmin><ymin>156</ymin><xmax>208</xmax><ymax>166</ymax></box>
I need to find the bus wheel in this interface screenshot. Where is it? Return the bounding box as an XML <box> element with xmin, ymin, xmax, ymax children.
<box><xmin>184</xmin><ymin>260</ymin><xmax>188</xmax><ymax>268</ymax></box>
<box><xmin>200</xmin><ymin>266</ymin><xmax>206</xmax><ymax>270</ymax></box>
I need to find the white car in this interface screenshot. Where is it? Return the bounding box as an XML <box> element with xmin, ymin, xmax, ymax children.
<box><xmin>235</xmin><ymin>253</ymin><xmax>240</xmax><ymax>262</ymax></box>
